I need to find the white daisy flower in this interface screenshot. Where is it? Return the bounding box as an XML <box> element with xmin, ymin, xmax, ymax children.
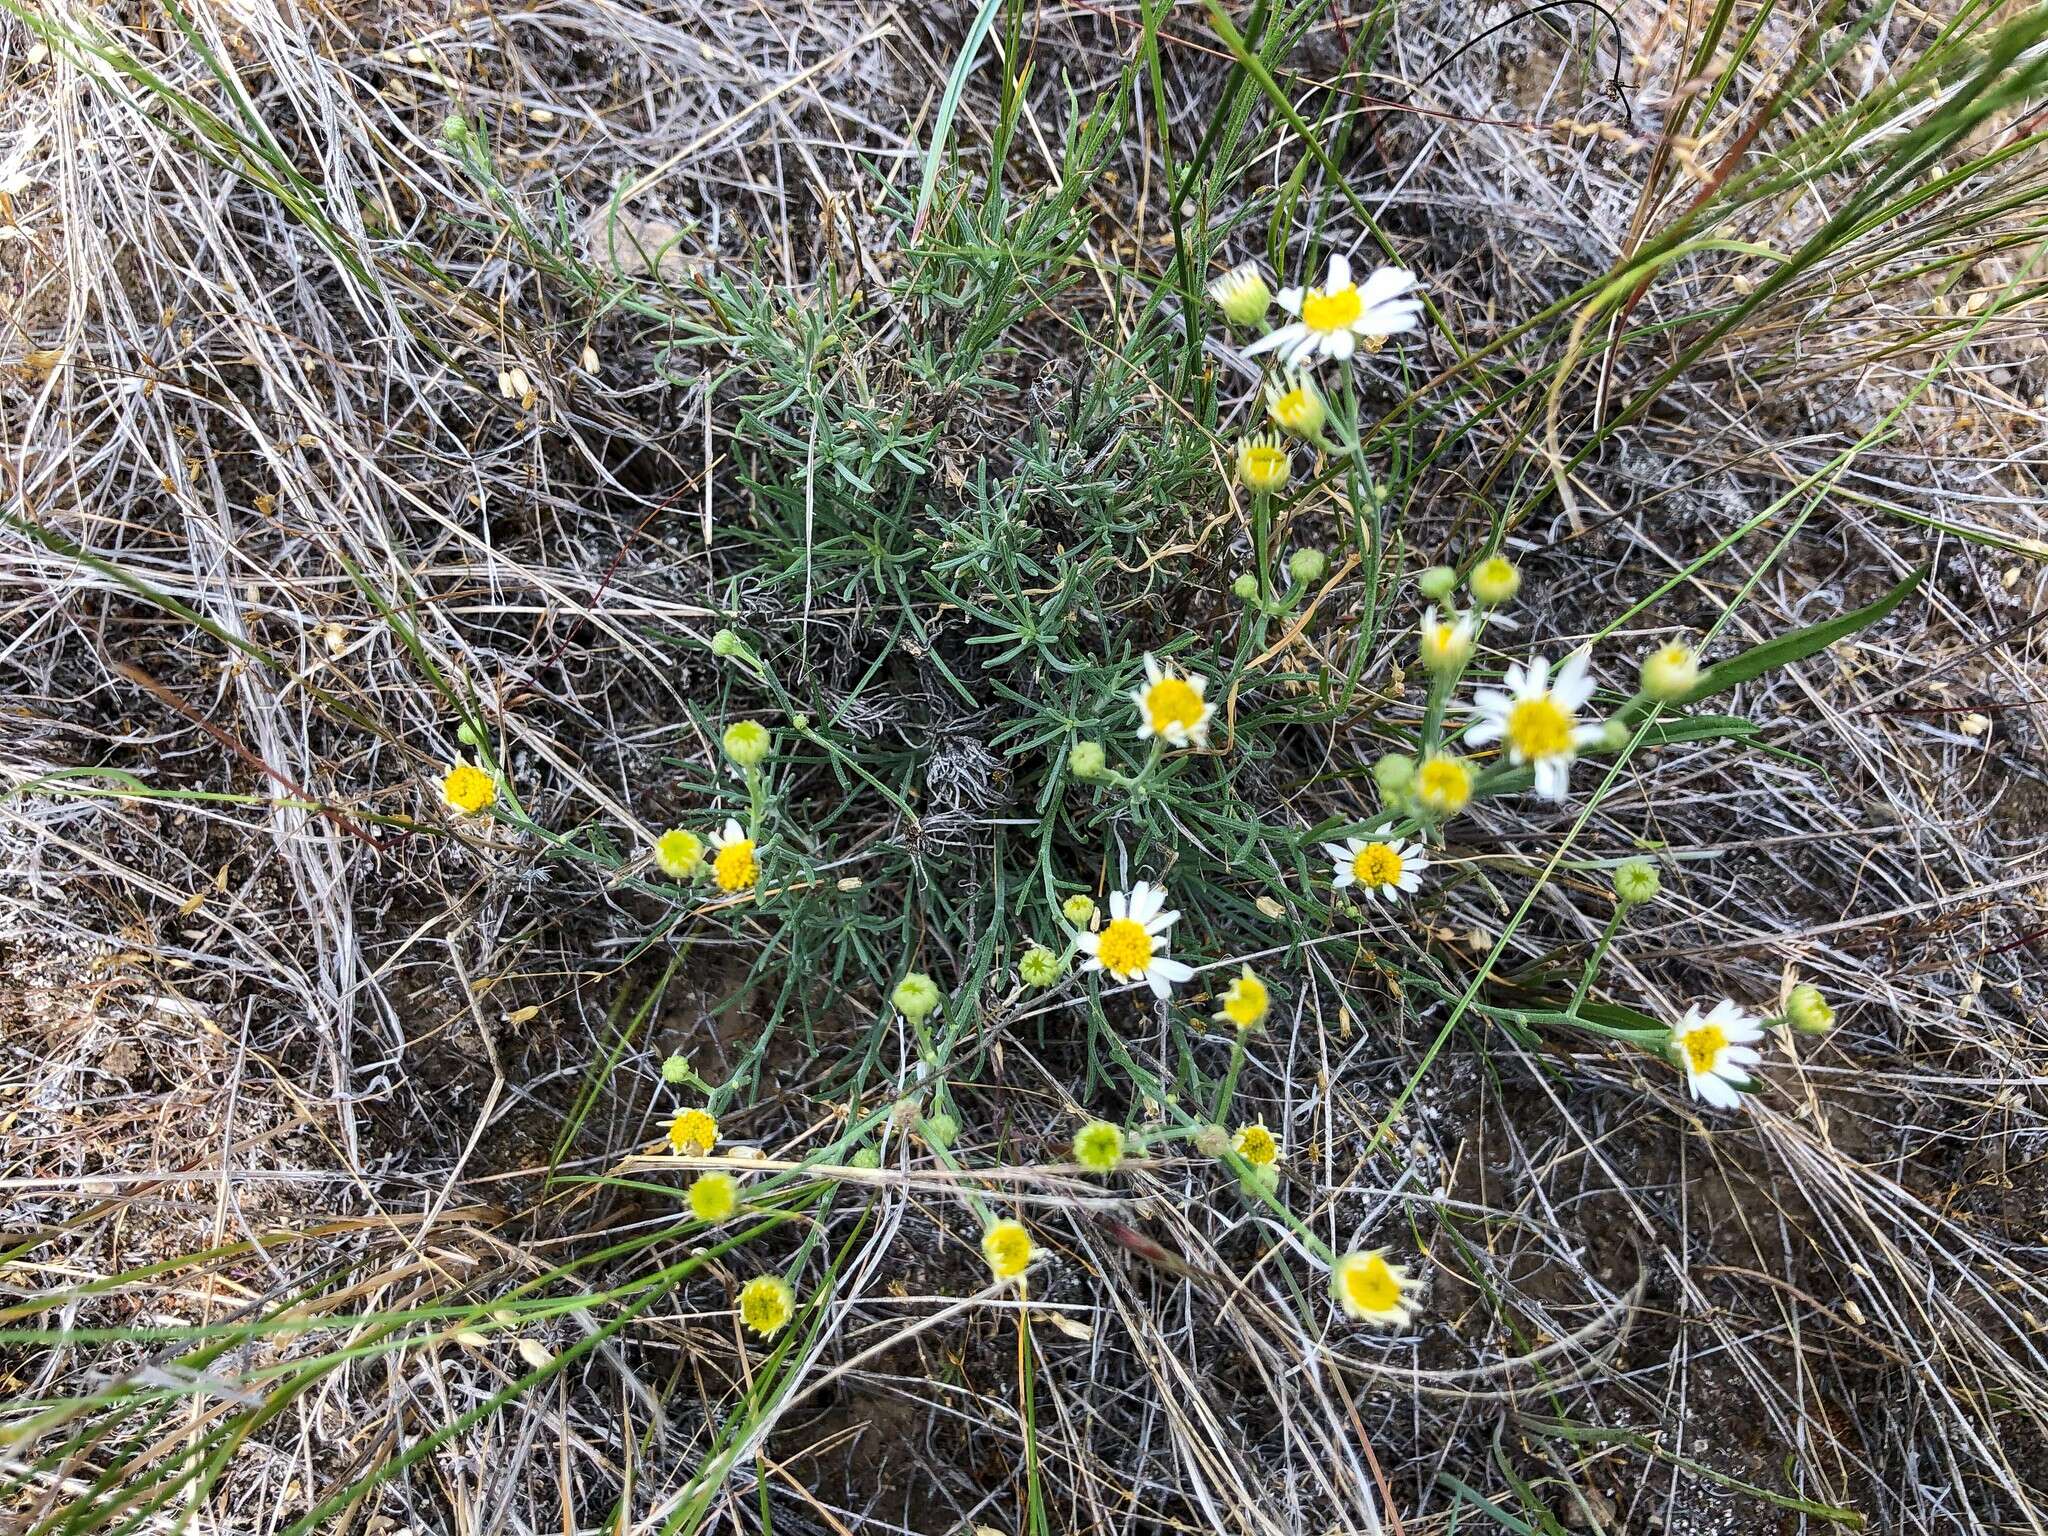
<box><xmin>1076</xmin><ymin>881</ymin><xmax>1195</xmax><ymax>999</ymax></box>
<box><xmin>1321</xmin><ymin>836</ymin><xmax>1428</xmax><ymax>901</ymax></box>
<box><xmin>1672</xmin><ymin>1000</ymin><xmax>1764</xmax><ymax>1110</ymax></box>
<box><xmin>1129</xmin><ymin>654</ymin><xmax>1214</xmax><ymax>750</ymax></box>
<box><xmin>1245</xmin><ymin>255</ymin><xmax>1423</xmax><ymax>369</ymax></box>
<box><xmin>1464</xmin><ymin>649</ymin><xmax>1604</xmax><ymax>802</ymax></box>
<box><xmin>1332</xmin><ymin>1249</ymin><xmax>1425</xmax><ymax>1328</ymax></box>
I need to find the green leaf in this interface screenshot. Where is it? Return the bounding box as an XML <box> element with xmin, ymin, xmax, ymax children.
<box><xmin>1667</xmin><ymin>565</ymin><xmax>1927</xmax><ymax>712</ymax></box>
<box><xmin>912</xmin><ymin>0</ymin><xmax>1005</xmax><ymax>239</ymax></box>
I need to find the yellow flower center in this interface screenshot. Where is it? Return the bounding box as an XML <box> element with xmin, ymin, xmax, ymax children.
<box><xmin>1234</xmin><ymin>1125</ymin><xmax>1277</xmax><ymax>1166</ymax></box>
<box><xmin>1416</xmin><ymin>758</ymin><xmax>1471</xmax><ymax>812</ymax></box>
<box><xmin>1351</xmin><ymin>844</ymin><xmax>1404</xmax><ymax>889</ymax></box>
<box><xmin>655</xmin><ymin>829</ymin><xmax>703</xmax><ymax>878</ymax></box>
<box><xmin>1344</xmin><ymin>1255</ymin><xmax>1399</xmax><ymax>1312</ymax></box>
<box><xmin>1300</xmin><ymin>283</ymin><xmax>1363</xmax><ymax>333</ymax></box>
<box><xmin>1507</xmin><ymin>695</ymin><xmax>1574</xmax><ymax>760</ymax></box>
<box><xmin>669</xmin><ymin>1109</ymin><xmax>717</xmax><ymax>1156</ymax></box>
<box><xmin>1241</xmin><ymin>444</ymin><xmax>1287</xmax><ymax>485</ymax></box>
<box><xmin>1096</xmin><ymin>917</ymin><xmax>1153</xmax><ymax>975</ymax></box>
<box><xmin>713</xmin><ymin>838</ymin><xmax>758</xmax><ymax>892</ymax></box>
<box><xmin>1682</xmin><ymin>1023</ymin><xmax>1727</xmax><ymax>1075</ymax></box>
<box><xmin>1222</xmin><ymin>976</ymin><xmax>1268</xmax><ymax>1026</ymax></box>
<box><xmin>739</xmin><ymin>1277</ymin><xmax>793</xmax><ymax>1334</ymax></box>
<box><xmin>1273</xmin><ymin>389</ymin><xmax>1313</xmax><ymax>426</ymax></box>
<box><xmin>983</xmin><ymin>1223</ymin><xmax>1033</xmax><ymax>1277</ymax></box>
<box><xmin>1143</xmin><ymin>677</ymin><xmax>1205</xmax><ymax>737</ymax></box>
<box><xmin>442</xmin><ymin>764</ymin><xmax>495</xmax><ymax>814</ymax></box>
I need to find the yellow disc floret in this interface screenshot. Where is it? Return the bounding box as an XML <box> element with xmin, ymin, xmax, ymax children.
<box><xmin>1300</xmin><ymin>282</ymin><xmax>1363</xmax><ymax>333</ymax></box>
<box><xmin>982</xmin><ymin>1218</ymin><xmax>1035</xmax><ymax>1280</ymax></box>
<box><xmin>1680</xmin><ymin>1021</ymin><xmax>1727</xmax><ymax>1075</ymax></box>
<box><xmin>441</xmin><ymin>762</ymin><xmax>496</xmax><ymax>816</ymax></box>
<box><xmin>1215</xmin><ymin>967</ymin><xmax>1269</xmax><ymax>1029</ymax></box>
<box><xmin>1232</xmin><ymin>1123</ymin><xmax>1278</xmax><ymax>1167</ymax></box>
<box><xmin>668</xmin><ymin>1107</ymin><xmax>718</xmax><ymax>1156</ymax></box>
<box><xmin>1351</xmin><ymin>843</ymin><xmax>1404</xmax><ymax>889</ymax></box>
<box><xmin>737</xmin><ymin>1275</ymin><xmax>795</xmax><ymax>1337</ymax></box>
<box><xmin>1506</xmin><ymin>695</ymin><xmax>1575</xmax><ymax>761</ymax></box>
<box><xmin>1415</xmin><ymin>755</ymin><xmax>1473</xmax><ymax>816</ymax></box>
<box><xmin>713</xmin><ymin>837</ymin><xmax>758</xmax><ymax>892</ymax></box>
<box><xmin>1094</xmin><ymin>918</ymin><xmax>1153</xmax><ymax>976</ymax></box>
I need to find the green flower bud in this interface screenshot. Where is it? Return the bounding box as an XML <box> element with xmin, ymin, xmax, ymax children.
<box><xmin>1641</xmin><ymin>641</ymin><xmax>1700</xmax><ymax>702</ymax></box>
<box><xmin>1416</xmin><ymin>564</ymin><xmax>1457</xmax><ymax>603</ymax></box>
<box><xmin>1192</xmin><ymin>1124</ymin><xmax>1230</xmax><ymax>1159</ymax></box>
<box><xmin>1613</xmin><ymin>858</ymin><xmax>1661</xmax><ymax>906</ymax></box>
<box><xmin>1787</xmin><ymin>983</ymin><xmax>1835</xmax><ymax>1035</ymax></box>
<box><xmin>1061</xmin><ymin>893</ymin><xmax>1097</xmax><ymax>928</ymax></box>
<box><xmin>892</xmin><ymin>972</ymin><xmax>942</xmax><ymax>1024</ymax></box>
<box><xmin>660</xmin><ymin>1053</ymin><xmax>691</xmax><ymax>1085</ymax></box>
<box><xmin>1599</xmin><ymin>719</ymin><xmax>1630</xmax><ymax>751</ymax></box>
<box><xmin>922</xmin><ymin>1112</ymin><xmax>959</xmax><ymax>1149</ymax></box>
<box><xmin>1372</xmin><ymin>753</ymin><xmax>1417</xmax><ymax>798</ymax></box>
<box><xmin>1231</xmin><ymin>572</ymin><xmax>1259</xmax><ymax>601</ymax></box>
<box><xmin>849</xmin><ymin>1146</ymin><xmax>880</xmax><ymax>1170</ymax></box>
<box><xmin>1288</xmin><ymin>547</ymin><xmax>1329</xmax><ymax>586</ymax></box>
<box><xmin>1242</xmin><ymin>1162</ymin><xmax>1281</xmax><ymax>1197</ymax></box>
<box><xmin>709</xmin><ymin>628</ymin><xmax>743</xmax><ymax>657</ymax></box>
<box><xmin>1068</xmin><ymin>740</ymin><xmax>1108</xmax><ymax>781</ymax></box>
<box><xmin>1018</xmin><ymin>945</ymin><xmax>1062</xmax><ymax>988</ymax></box>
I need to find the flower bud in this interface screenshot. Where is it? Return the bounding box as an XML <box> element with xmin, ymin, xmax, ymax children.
<box><xmin>921</xmin><ymin>1112</ymin><xmax>958</xmax><ymax>1149</ymax></box>
<box><xmin>1235</xmin><ymin>433</ymin><xmax>1291</xmax><ymax>493</ymax></box>
<box><xmin>1469</xmin><ymin>555</ymin><xmax>1521</xmax><ymax>606</ymax></box>
<box><xmin>1208</xmin><ymin>262</ymin><xmax>1271</xmax><ymax>326</ymax></box>
<box><xmin>1288</xmin><ymin>547</ymin><xmax>1329</xmax><ymax>585</ymax></box>
<box><xmin>660</xmin><ymin>1052</ymin><xmax>691</xmax><ymax>1085</ymax></box>
<box><xmin>1264</xmin><ymin>372</ymin><xmax>1326</xmax><ymax>437</ymax></box>
<box><xmin>1787</xmin><ymin>983</ymin><xmax>1835</xmax><ymax>1034</ymax></box>
<box><xmin>1372</xmin><ymin>753</ymin><xmax>1417</xmax><ymax>798</ymax></box>
<box><xmin>849</xmin><ymin>1146</ymin><xmax>880</xmax><ymax>1170</ymax></box>
<box><xmin>1641</xmin><ymin>641</ymin><xmax>1700</xmax><ymax>701</ymax></box>
<box><xmin>722</xmin><ymin>719</ymin><xmax>772</xmax><ymax>769</ymax></box>
<box><xmin>1018</xmin><ymin>946</ymin><xmax>1062</xmax><ymax>988</ymax></box>
<box><xmin>1073</xmin><ymin>1120</ymin><xmax>1126</xmax><ymax>1172</ymax></box>
<box><xmin>1061</xmin><ymin>893</ymin><xmax>1097</xmax><ymax>927</ymax></box>
<box><xmin>1416</xmin><ymin>565</ymin><xmax>1457</xmax><ymax>603</ymax></box>
<box><xmin>710</xmin><ymin>627</ymin><xmax>743</xmax><ymax>657</ymax></box>
<box><xmin>1231</xmin><ymin>572</ymin><xmax>1259</xmax><ymax>601</ymax></box>
<box><xmin>892</xmin><ymin>972</ymin><xmax>942</xmax><ymax>1024</ymax></box>
<box><xmin>1068</xmin><ymin>740</ymin><xmax>1108</xmax><ymax>781</ymax></box>
<box><xmin>1612</xmin><ymin>858</ymin><xmax>1660</xmax><ymax>906</ymax></box>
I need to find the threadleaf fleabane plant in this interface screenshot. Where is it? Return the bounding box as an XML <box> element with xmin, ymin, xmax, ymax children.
<box><xmin>1077</xmin><ymin>882</ymin><xmax>1194</xmax><ymax>998</ymax></box>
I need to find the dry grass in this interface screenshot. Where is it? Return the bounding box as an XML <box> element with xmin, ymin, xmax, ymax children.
<box><xmin>4</xmin><ymin>0</ymin><xmax>2048</xmax><ymax>1532</ymax></box>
